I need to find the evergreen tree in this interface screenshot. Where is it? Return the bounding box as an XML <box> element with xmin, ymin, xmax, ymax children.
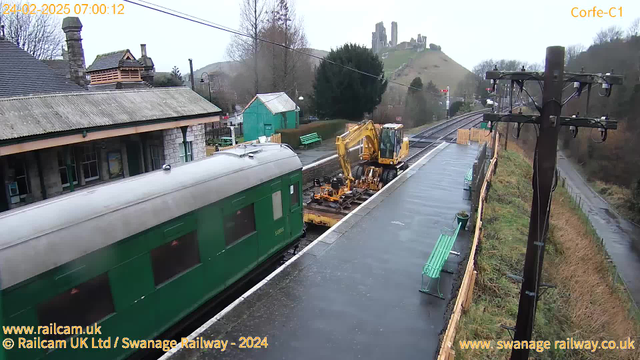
<box><xmin>314</xmin><ymin>44</ymin><xmax>387</xmax><ymax>120</ymax></box>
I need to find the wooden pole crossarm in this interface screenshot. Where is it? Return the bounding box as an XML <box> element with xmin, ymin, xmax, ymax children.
<box><xmin>486</xmin><ymin>71</ymin><xmax>623</xmax><ymax>86</ymax></box>
<box><xmin>483</xmin><ymin>113</ymin><xmax>618</xmax><ymax>129</ymax></box>
<box><xmin>486</xmin><ymin>71</ymin><xmax>543</xmax><ymax>82</ymax></box>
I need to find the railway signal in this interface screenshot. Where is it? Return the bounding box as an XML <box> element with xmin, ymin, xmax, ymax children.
<box><xmin>484</xmin><ymin>46</ymin><xmax>622</xmax><ymax>360</ymax></box>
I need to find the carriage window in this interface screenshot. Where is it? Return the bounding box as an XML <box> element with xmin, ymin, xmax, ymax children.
<box><xmin>38</xmin><ymin>273</ymin><xmax>115</xmax><ymax>338</ymax></box>
<box><xmin>225</xmin><ymin>204</ymin><xmax>256</xmax><ymax>246</ymax></box>
<box><xmin>290</xmin><ymin>183</ymin><xmax>299</xmax><ymax>208</ymax></box>
<box><xmin>272</xmin><ymin>191</ymin><xmax>283</xmax><ymax>220</ymax></box>
<box><xmin>151</xmin><ymin>231</ymin><xmax>200</xmax><ymax>286</ymax></box>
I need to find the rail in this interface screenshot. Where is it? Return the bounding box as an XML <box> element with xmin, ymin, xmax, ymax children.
<box><xmin>437</xmin><ymin>131</ymin><xmax>500</xmax><ymax>360</ymax></box>
<box><xmin>405</xmin><ymin>112</ymin><xmax>486</xmax><ymax>164</ymax></box>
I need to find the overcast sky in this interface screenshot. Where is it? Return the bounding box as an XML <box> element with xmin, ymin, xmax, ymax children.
<box><xmin>64</xmin><ymin>0</ymin><xmax>638</xmax><ymax>77</ymax></box>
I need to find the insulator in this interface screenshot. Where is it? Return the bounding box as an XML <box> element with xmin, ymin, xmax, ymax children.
<box><xmin>570</xmin><ymin>126</ymin><xmax>578</xmax><ymax>138</ymax></box>
<box><xmin>599</xmin><ymin>127</ymin><xmax>607</xmax><ymax>142</ymax></box>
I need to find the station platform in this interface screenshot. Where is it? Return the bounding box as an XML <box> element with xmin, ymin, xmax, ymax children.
<box><xmin>295</xmin><ymin>141</ymin><xmax>338</xmax><ymax>166</ymax></box>
<box><xmin>165</xmin><ymin>142</ymin><xmax>480</xmax><ymax>360</ymax></box>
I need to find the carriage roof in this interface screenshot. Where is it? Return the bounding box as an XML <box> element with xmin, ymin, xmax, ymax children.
<box><xmin>0</xmin><ymin>143</ymin><xmax>301</xmax><ymax>290</ymax></box>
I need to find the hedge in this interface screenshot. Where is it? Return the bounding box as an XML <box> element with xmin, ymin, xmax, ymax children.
<box><xmin>278</xmin><ymin>120</ymin><xmax>354</xmax><ymax>148</ymax></box>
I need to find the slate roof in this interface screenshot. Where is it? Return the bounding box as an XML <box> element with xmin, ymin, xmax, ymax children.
<box><xmin>88</xmin><ymin>82</ymin><xmax>153</xmax><ymax>91</ymax></box>
<box><xmin>42</xmin><ymin>59</ymin><xmax>70</xmax><ymax>78</ymax></box>
<box><xmin>0</xmin><ymin>87</ymin><xmax>222</xmax><ymax>141</ymax></box>
<box><xmin>0</xmin><ymin>39</ymin><xmax>85</xmax><ymax>98</ymax></box>
<box><xmin>87</xmin><ymin>50</ymin><xmax>143</xmax><ymax>72</ymax></box>
<box><xmin>246</xmin><ymin>92</ymin><xmax>298</xmax><ymax>115</ymax></box>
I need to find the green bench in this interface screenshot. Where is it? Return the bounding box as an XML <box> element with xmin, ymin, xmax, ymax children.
<box><xmin>419</xmin><ymin>222</ymin><xmax>462</xmax><ymax>299</ymax></box>
<box><xmin>463</xmin><ymin>168</ymin><xmax>473</xmax><ymax>199</ymax></box>
<box><xmin>300</xmin><ymin>133</ymin><xmax>322</xmax><ymax>148</ymax></box>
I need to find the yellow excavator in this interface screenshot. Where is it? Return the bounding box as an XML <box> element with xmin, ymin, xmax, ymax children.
<box><xmin>312</xmin><ymin>120</ymin><xmax>410</xmax><ymax>205</ymax></box>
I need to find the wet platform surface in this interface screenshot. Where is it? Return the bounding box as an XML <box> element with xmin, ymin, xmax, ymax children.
<box><xmin>168</xmin><ymin>142</ymin><xmax>480</xmax><ymax>360</ymax></box>
<box><xmin>295</xmin><ymin>141</ymin><xmax>338</xmax><ymax>166</ymax></box>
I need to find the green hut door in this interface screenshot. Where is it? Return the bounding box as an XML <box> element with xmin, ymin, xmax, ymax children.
<box><xmin>263</xmin><ymin>124</ymin><xmax>274</xmax><ymax>137</ymax></box>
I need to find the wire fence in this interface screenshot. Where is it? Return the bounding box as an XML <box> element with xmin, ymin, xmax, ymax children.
<box><xmin>559</xmin><ymin>175</ymin><xmax>639</xmax><ymax>311</ymax></box>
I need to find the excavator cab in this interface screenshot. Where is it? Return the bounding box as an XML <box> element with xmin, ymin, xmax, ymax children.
<box><xmin>378</xmin><ymin>124</ymin><xmax>409</xmax><ymax>165</ymax></box>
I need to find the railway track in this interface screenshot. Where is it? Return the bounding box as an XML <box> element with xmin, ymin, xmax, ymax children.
<box><xmin>137</xmin><ymin>111</ymin><xmax>489</xmax><ymax>359</ymax></box>
<box><xmin>405</xmin><ymin>111</ymin><xmax>486</xmax><ymax>165</ymax></box>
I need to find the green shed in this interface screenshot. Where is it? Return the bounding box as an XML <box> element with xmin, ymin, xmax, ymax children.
<box><xmin>243</xmin><ymin>92</ymin><xmax>299</xmax><ymax>141</ymax></box>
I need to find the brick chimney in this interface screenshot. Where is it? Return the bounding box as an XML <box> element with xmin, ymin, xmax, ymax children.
<box><xmin>139</xmin><ymin>43</ymin><xmax>155</xmax><ymax>84</ymax></box>
<box><xmin>62</xmin><ymin>17</ymin><xmax>88</xmax><ymax>89</ymax></box>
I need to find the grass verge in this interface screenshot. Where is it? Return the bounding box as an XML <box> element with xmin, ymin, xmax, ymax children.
<box><xmin>590</xmin><ymin>180</ymin><xmax>640</xmax><ymax>225</ymax></box>
<box><xmin>454</xmin><ymin>148</ymin><xmax>640</xmax><ymax>360</ymax></box>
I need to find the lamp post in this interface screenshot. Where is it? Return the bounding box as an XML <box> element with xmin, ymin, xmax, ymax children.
<box><xmin>200</xmin><ymin>72</ymin><xmax>212</xmax><ymax>103</ymax></box>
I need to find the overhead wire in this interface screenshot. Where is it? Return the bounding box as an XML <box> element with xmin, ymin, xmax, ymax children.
<box><xmin>122</xmin><ymin>0</ymin><xmax>423</xmax><ymax>91</ymax></box>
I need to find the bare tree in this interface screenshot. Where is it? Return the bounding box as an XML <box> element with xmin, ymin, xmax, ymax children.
<box><xmin>257</xmin><ymin>0</ymin><xmax>308</xmax><ymax>98</ymax></box>
<box><xmin>628</xmin><ymin>18</ymin><xmax>640</xmax><ymax>38</ymax></box>
<box><xmin>226</xmin><ymin>0</ymin><xmax>266</xmax><ymax>95</ymax></box>
<box><xmin>0</xmin><ymin>1</ymin><xmax>64</xmax><ymax>59</ymax></box>
<box><xmin>565</xmin><ymin>44</ymin><xmax>585</xmax><ymax>65</ymax></box>
<box><xmin>593</xmin><ymin>26</ymin><xmax>623</xmax><ymax>44</ymax></box>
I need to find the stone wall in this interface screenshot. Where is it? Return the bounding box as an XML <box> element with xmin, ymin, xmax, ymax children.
<box><xmin>163</xmin><ymin>124</ymin><xmax>206</xmax><ymax>166</ymax></box>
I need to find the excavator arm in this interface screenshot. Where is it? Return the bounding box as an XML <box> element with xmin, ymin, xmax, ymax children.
<box><xmin>335</xmin><ymin>120</ymin><xmax>380</xmax><ymax>189</ymax></box>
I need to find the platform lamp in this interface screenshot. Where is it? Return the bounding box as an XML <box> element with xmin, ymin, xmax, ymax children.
<box><xmin>199</xmin><ymin>72</ymin><xmax>212</xmax><ymax>103</ymax></box>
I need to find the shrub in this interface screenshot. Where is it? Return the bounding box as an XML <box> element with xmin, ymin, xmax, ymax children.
<box><xmin>278</xmin><ymin>120</ymin><xmax>355</xmax><ymax>148</ymax></box>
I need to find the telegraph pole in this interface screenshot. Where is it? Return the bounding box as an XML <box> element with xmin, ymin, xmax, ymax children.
<box><xmin>188</xmin><ymin>58</ymin><xmax>195</xmax><ymax>91</ymax></box>
<box><xmin>482</xmin><ymin>46</ymin><xmax>623</xmax><ymax>360</ymax></box>
<box><xmin>511</xmin><ymin>46</ymin><xmax>564</xmax><ymax>360</ymax></box>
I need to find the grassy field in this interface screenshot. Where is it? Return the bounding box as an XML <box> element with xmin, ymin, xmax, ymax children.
<box><xmin>454</xmin><ymin>147</ymin><xmax>639</xmax><ymax>360</ymax></box>
<box><xmin>382</xmin><ymin>49</ymin><xmax>420</xmax><ymax>77</ymax></box>
<box><xmin>384</xmin><ymin>50</ymin><xmax>473</xmax><ymax>96</ymax></box>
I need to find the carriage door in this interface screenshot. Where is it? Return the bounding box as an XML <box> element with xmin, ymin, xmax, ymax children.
<box><xmin>287</xmin><ymin>173</ymin><xmax>303</xmax><ymax>240</ymax></box>
<box><xmin>256</xmin><ymin>180</ymin><xmax>287</xmax><ymax>262</ymax></box>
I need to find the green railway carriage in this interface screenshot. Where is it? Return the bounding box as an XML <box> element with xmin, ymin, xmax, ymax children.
<box><xmin>0</xmin><ymin>144</ymin><xmax>304</xmax><ymax>360</ymax></box>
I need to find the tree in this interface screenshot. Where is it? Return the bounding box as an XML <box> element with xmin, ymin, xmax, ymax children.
<box><xmin>404</xmin><ymin>77</ymin><xmax>427</xmax><ymax>127</ymax></box>
<box><xmin>449</xmin><ymin>100</ymin><xmax>464</xmax><ymax>116</ymax></box>
<box><xmin>170</xmin><ymin>66</ymin><xmax>182</xmax><ymax>82</ymax></box>
<box><xmin>259</xmin><ymin>0</ymin><xmax>308</xmax><ymax>99</ymax></box>
<box><xmin>226</xmin><ymin>0</ymin><xmax>311</xmax><ymax>103</ymax></box>
<box><xmin>424</xmin><ymin>80</ymin><xmax>444</xmax><ymax>120</ymax></box>
<box><xmin>628</xmin><ymin>18</ymin><xmax>640</xmax><ymax>38</ymax></box>
<box><xmin>0</xmin><ymin>1</ymin><xmax>64</xmax><ymax>59</ymax></box>
<box><xmin>226</xmin><ymin>0</ymin><xmax>267</xmax><ymax>95</ymax></box>
<box><xmin>565</xmin><ymin>44</ymin><xmax>585</xmax><ymax>65</ymax></box>
<box><xmin>153</xmin><ymin>66</ymin><xmax>184</xmax><ymax>87</ymax></box>
<box><xmin>314</xmin><ymin>43</ymin><xmax>387</xmax><ymax>120</ymax></box>
<box><xmin>593</xmin><ymin>26</ymin><xmax>623</xmax><ymax>44</ymax></box>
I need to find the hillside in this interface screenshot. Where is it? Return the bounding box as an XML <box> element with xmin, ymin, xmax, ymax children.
<box><xmin>382</xmin><ymin>49</ymin><xmax>472</xmax><ymax>95</ymax></box>
<box><xmin>193</xmin><ymin>48</ymin><xmax>328</xmax><ymax>80</ymax></box>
